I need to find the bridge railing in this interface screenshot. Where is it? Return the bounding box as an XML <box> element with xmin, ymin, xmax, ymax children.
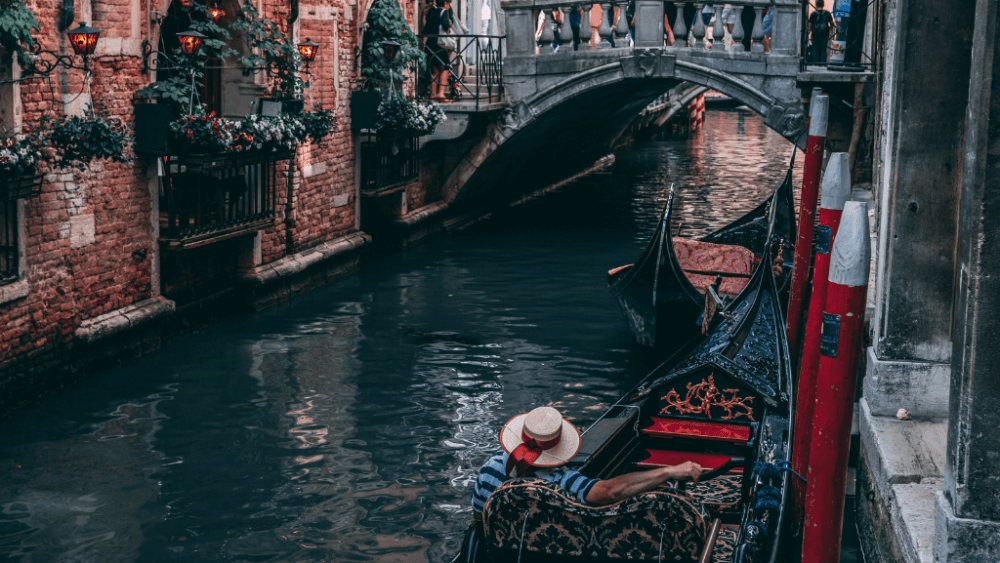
<box><xmin>501</xmin><ymin>1</ymin><xmax>801</xmax><ymax>58</ymax></box>
<box><xmin>417</xmin><ymin>34</ymin><xmax>506</xmax><ymax>110</ymax></box>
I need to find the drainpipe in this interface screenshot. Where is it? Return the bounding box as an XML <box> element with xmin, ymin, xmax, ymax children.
<box><xmin>285</xmin><ymin>0</ymin><xmax>300</xmax><ymax>254</ymax></box>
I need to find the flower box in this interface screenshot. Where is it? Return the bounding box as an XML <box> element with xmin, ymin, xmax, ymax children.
<box><xmin>134</xmin><ymin>103</ymin><xmax>177</xmax><ymax>156</ymax></box>
<box><xmin>350</xmin><ymin>91</ymin><xmax>385</xmax><ymax>130</ymax></box>
<box><xmin>0</xmin><ymin>174</ymin><xmax>44</xmax><ymax>201</ymax></box>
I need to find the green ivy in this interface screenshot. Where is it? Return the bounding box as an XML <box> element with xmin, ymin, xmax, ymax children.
<box><xmin>361</xmin><ymin>0</ymin><xmax>426</xmax><ymax>90</ymax></box>
<box><xmin>231</xmin><ymin>0</ymin><xmax>305</xmax><ymax>100</ymax></box>
<box><xmin>0</xmin><ymin>0</ymin><xmax>40</xmax><ymax>65</ymax></box>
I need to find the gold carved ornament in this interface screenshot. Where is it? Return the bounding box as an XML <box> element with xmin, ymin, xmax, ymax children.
<box><xmin>659</xmin><ymin>374</ymin><xmax>755</xmax><ymax>422</ymax></box>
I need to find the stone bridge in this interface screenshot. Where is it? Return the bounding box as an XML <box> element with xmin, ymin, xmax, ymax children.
<box><xmin>438</xmin><ymin>0</ymin><xmax>808</xmax><ymax>204</ymax></box>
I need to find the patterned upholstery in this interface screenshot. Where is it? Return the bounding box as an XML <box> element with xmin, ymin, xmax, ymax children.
<box><xmin>674</xmin><ymin>238</ymin><xmax>756</xmax><ymax>297</ymax></box>
<box><xmin>712</xmin><ymin>526</ymin><xmax>738</xmax><ymax>563</ymax></box>
<box><xmin>682</xmin><ymin>475</ymin><xmax>743</xmax><ymax>519</ymax></box>
<box><xmin>483</xmin><ymin>478</ymin><xmax>708</xmax><ymax>562</ymax></box>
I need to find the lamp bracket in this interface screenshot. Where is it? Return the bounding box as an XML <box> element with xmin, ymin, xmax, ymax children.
<box><xmin>20</xmin><ymin>43</ymin><xmax>91</xmax><ymax>78</ymax></box>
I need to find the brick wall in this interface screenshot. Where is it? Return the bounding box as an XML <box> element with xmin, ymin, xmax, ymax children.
<box><xmin>0</xmin><ymin>0</ymin><xmax>437</xmax><ymax>412</ymax></box>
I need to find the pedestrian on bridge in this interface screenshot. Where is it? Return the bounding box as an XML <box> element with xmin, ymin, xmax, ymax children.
<box><xmin>569</xmin><ymin>5</ymin><xmax>584</xmax><ymax>51</ymax></box>
<box><xmin>809</xmin><ymin>0</ymin><xmax>835</xmax><ymax>63</ymax></box>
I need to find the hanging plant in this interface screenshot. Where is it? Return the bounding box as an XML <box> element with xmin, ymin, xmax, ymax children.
<box><xmin>0</xmin><ymin>0</ymin><xmax>40</xmax><ymax>65</ymax></box>
<box><xmin>300</xmin><ymin>109</ymin><xmax>337</xmax><ymax>143</ymax></box>
<box><xmin>360</xmin><ymin>0</ymin><xmax>426</xmax><ymax>90</ymax></box>
<box><xmin>375</xmin><ymin>93</ymin><xmax>445</xmax><ymax>135</ymax></box>
<box><xmin>44</xmin><ymin>105</ymin><xmax>134</xmax><ymax>170</ymax></box>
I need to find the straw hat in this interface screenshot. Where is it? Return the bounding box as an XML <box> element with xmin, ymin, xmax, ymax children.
<box><xmin>500</xmin><ymin>406</ymin><xmax>581</xmax><ymax>476</ymax></box>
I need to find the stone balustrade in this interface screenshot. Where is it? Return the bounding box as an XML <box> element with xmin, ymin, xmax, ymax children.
<box><xmin>504</xmin><ymin>1</ymin><xmax>800</xmax><ymax>58</ymax></box>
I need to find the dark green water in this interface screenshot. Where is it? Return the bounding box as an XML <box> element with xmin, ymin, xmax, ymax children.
<box><xmin>0</xmin><ymin>108</ymin><xmax>802</xmax><ymax>563</ymax></box>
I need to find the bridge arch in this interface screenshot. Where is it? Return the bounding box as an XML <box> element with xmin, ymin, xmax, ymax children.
<box><xmin>441</xmin><ymin>51</ymin><xmax>806</xmax><ymax>203</ymax></box>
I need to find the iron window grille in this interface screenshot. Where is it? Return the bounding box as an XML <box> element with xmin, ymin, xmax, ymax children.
<box><xmin>158</xmin><ymin>151</ymin><xmax>291</xmax><ymax>249</ymax></box>
<box><xmin>359</xmin><ymin>130</ymin><xmax>420</xmax><ymax>194</ymax></box>
<box><xmin>0</xmin><ymin>198</ymin><xmax>18</xmax><ymax>285</ymax></box>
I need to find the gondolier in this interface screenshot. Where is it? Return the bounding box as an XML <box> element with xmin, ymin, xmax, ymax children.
<box><xmin>471</xmin><ymin>406</ymin><xmax>704</xmax><ymax>517</ymax></box>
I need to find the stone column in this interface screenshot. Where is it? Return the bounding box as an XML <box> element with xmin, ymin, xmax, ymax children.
<box><xmin>502</xmin><ymin>3</ymin><xmax>536</xmax><ymax>55</ymax></box>
<box><xmin>633</xmin><ymin>0</ymin><xmax>664</xmax><ymax>48</ymax></box>
<box><xmin>865</xmin><ymin>0</ymin><xmax>976</xmax><ymax>419</ymax></box>
<box><xmin>935</xmin><ymin>0</ymin><xmax>1000</xmax><ymax>558</ymax></box>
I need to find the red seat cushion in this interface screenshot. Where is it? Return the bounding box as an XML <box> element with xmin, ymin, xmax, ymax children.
<box><xmin>643</xmin><ymin>417</ymin><xmax>751</xmax><ymax>444</ymax></box>
<box><xmin>674</xmin><ymin>238</ymin><xmax>755</xmax><ymax>297</ymax></box>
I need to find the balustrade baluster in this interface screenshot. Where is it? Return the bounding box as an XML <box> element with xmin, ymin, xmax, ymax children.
<box><xmin>671</xmin><ymin>2</ymin><xmax>688</xmax><ymax>48</ymax></box>
<box><xmin>712</xmin><ymin>4</ymin><xmax>725</xmax><ymax>49</ymax></box>
<box><xmin>580</xmin><ymin>4</ymin><xmax>594</xmax><ymax>50</ymax></box>
<box><xmin>730</xmin><ymin>5</ymin><xmax>745</xmax><ymax>52</ymax></box>
<box><xmin>598</xmin><ymin>3</ymin><xmax>613</xmax><ymax>49</ymax></box>
<box><xmin>560</xmin><ymin>6</ymin><xmax>574</xmax><ymax>52</ymax></box>
<box><xmin>615</xmin><ymin>1</ymin><xmax>630</xmax><ymax>45</ymax></box>
<box><xmin>750</xmin><ymin>6</ymin><xmax>765</xmax><ymax>53</ymax></box>
<box><xmin>540</xmin><ymin>9</ymin><xmax>556</xmax><ymax>54</ymax></box>
<box><xmin>691</xmin><ymin>2</ymin><xmax>705</xmax><ymax>48</ymax></box>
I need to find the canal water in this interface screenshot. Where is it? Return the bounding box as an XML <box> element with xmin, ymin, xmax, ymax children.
<box><xmin>0</xmin><ymin>108</ymin><xmax>815</xmax><ymax>562</ymax></box>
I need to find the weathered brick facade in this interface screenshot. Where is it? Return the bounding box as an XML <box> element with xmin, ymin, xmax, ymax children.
<box><xmin>0</xmin><ymin>0</ymin><xmax>434</xmax><ymax>415</ymax></box>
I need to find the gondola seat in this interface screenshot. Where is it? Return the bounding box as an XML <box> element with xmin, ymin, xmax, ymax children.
<box><xmin>483</xmin><ymin>477</ymin><xmax>708</xmax><ymax>562</ymax></box>
<box><xmin>682</xmin><ymin>475</ymin><xmax>744</xmax><ymax>519</ymax></box>
<box><xmin>674</xmin><ymin>238</ymin><xmax>756</xmax><ymax>297</ymax></box>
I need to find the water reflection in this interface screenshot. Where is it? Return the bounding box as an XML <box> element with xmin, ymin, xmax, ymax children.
<box><xmin>0</xmin><ymin>108</ymin><xmax>798</xmax><ymax>563</ymax></box>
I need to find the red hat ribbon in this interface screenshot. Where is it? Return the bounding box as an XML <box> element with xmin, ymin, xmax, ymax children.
<box><xmin>505</xmin><ymin>431</ymin><xmax>561</xmax><ymax>477</ymax></box>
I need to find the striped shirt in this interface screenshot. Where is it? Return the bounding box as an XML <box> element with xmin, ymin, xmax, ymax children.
<box><xmin>471</xmin><ymin>450</ymin><xmax>600</xmax><ymax>513</ymax></box>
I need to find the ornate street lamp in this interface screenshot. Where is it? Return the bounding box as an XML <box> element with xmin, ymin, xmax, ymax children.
<box><xmin>177</xmin><ymin>29</ymin><xmax>207</xmax><ymax>56</ymax></box>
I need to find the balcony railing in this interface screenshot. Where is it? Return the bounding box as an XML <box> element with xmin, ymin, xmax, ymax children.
<box><xmin>158</xmin><ymin>150</ymin><xmax>290</xmax><ymax>249</ymax></box>
<box><xmin>417</xmin><ymin>34</ymin><xmax>505</xmax><ymax>110</ymax></box>
<box><xmin>359</xmin><ymin>130</ymin><xmax>420</xmax><ymax>195</ymax></box>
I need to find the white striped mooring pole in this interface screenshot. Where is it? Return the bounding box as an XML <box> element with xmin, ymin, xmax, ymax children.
<box><xmin>786</xmin><ymin>90</ymin><xmax>829</xmax><ymax>366</ymax></box>
<box><xmin>802</xmin><ymin>201</ymin><xmax>870</xmax><ymax>563</ymax></box>
<box><xmin>791</xmin><ymin>152</ymin><xmax>851</xmax><ymax>530</ymax></box>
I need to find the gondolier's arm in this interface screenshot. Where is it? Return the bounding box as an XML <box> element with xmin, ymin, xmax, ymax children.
<box><xmin>585</xmin><ymin>461</ymin><xmax>703</xmax><ymax>505</ymax></box>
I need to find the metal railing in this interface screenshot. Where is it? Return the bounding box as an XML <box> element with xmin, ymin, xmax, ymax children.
<box><xmin>417</xmin><ymin>34</ymin><xmax>505</xmax><ymax>110</ymax></box>
<box><xmin>158</xmin><ymin>151</ymin><xmax>288</xmax><ymax>248</ymax></box>
<box><xmin>360</xmin><ymin>130</ymin><xmax>420</xmax><ymax>193</ymax></box>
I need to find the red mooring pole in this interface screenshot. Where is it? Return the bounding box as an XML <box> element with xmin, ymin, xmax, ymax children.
<box><xmin>786</xmin><ymin>91</ymin><xmax>829</xmax><ymax>366</ymax></box>
<box><xmin>801</xmin><ymin>201</ymin><xmax>870</xmax><ymax>563</ymax></box>
<box><xmin>791</xmin><ymin>152</ymin><xmax>851</xmax><ymax>530</ymax></box>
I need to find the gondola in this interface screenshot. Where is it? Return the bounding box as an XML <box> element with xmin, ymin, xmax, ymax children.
<box><xmin>457</xmin><ymin>187</ymin><xmax>798</xmax><ymax>563</ymax></box>
<box><xmin>608</xmin><ymin>161</ymin><xmax>796</xmax><ymax>356</ymax></box>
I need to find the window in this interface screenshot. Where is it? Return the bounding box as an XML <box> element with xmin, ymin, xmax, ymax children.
<box><xmin>0</xmin><ymin>198</ymin><xmax>17</xmax><ymax>284</ymax></box>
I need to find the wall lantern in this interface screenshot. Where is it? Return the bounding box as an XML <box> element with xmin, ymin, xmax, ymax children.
<box><xmin>381</xmin><ymin>40</ymin><xmax>400</xmax><ymax>61</ymax></box>
<box><xmin>208</xmin><ymin>4</ymin><xmax>226</xmax><ymax>22</ymax></box>
<box><xmin>177</xmin><ymin>29</ymin><xmax>207</xmax><ymax>56</ymax></box>
<box><xmin>297</xmin><ymin>39</ymin><xmax>319</xmax><ymax>63</ymax></box>
<box><xmin>20</xmin><ymin>21</ymin><xmax>102</xmax><ymax>77</ymax></box>
<box><xmin>66</xmin><ymin>22</ymin><xmax>102</xmax><ymax>56</ymax></box>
